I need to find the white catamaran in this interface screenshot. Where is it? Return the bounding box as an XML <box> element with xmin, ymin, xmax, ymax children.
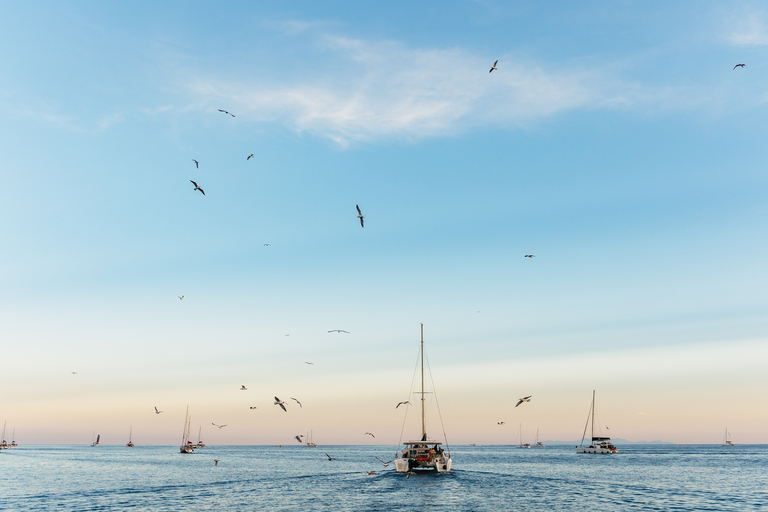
<box><xmin>394</xmin><ymin>324</ymin><xmax>452</xmax><ymax>473</ymax></box>
<box><xmin>577</xmin><ymin>390</ymin><xmax>618</xmax><ymax>454</ymax></box>
<box><xmin>304</xmin><ymin>430</ymin><xmax>318</xmax><ymax>448</ymax></box>
<box><xmin>722</xmin><ymin>428</ymin><xmax>734</xmax><ymax>447</ymax></box>
<box><xmin>196</xmin><ymin>426</ymin><xmax>206</xmax><ymax>448</ymax></box>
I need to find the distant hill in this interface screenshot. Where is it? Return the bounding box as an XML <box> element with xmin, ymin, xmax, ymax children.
<box><xmin>541</xmin><ymin>438</ymin><xmax>675</xmax><ymax>445</ymax></box>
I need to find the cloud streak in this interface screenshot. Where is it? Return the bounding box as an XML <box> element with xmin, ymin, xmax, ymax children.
<box><xmin>187</xmin><ymin>32</ymin><xmax>682</xmax><ymax>145</ymax></box>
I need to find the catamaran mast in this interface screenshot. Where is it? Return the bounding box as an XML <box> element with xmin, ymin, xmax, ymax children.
<box><xmin>421</xmin><ymin>323</ymin><xmax>426</xmax><ymax>440</ymax></box>
<box><xmin>591</xmin><ymin>390</ymin><xmax>595</xmax><ymax>441</ymax></box>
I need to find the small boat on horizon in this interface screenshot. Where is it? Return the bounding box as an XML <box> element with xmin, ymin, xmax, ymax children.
<box><xmin>304</xmin><ymin>430</ymin><xmax>318</xmax><ymax>448</ymax></box>
<box><xmin>126</xmin><ymin>426</ymin><xmax>134</xmax><ymax>448</ymax></box>
<box><xmin>10</xmin><ymin>428</ymin><xmax>17</xmax><ymax>447</ymax></box>
<box><xmin>533</xmin><ymin>428</ymin><xmax>545</xmax><ymax>448</ymax></box>
<box><xmin>0</xmin><ymin>421</ymin><xmax>9</xmax><ymax>449</ymax></box>
<box><xmin>516</xmin><ymin>423</ymin><xmax>531</xmax><ymax>448</ymax></box>
<box><xmin>196</xmin><ymin>426</ymin><xmax>206</xmax><ymax>448</ymax></box>
<box><xmin>91</xmin><ymin>433</ymin><xmax>101</xmax><ymax>447</ymax></box>
<box><xmin>394</xmin><ymin>324</ymin><xmax>452</xmax><ymax>473</ymax></box>
<box><xmin>576</xmin><ymin>390</ymin><xmax>618</xmax><ymax>454</ymax></box>
<box><xmin>722</xmin><ymin>428</ymin><xmax>734</xmax><ymax>447</ymax></box>
<box><xmin>179</xmin><ymin>406</ymin><xmax>194</xmax><ymax>454</ymax></box>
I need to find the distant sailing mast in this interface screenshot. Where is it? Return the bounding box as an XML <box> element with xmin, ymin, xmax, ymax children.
<box><xmin>10</xmin><ymin>428</ymin><xmax>17</xmax><ymax>447</ymax></box>
<box><xmin>0</xmin><ymin>421</ymin><xmax>8</xmax><ymax>449</ymax></box>
<box><xmin>722</xmin><ymin>428</ymin><xmax>734</xmax><ymax>447</ymax></box>
<box><xmin>180</xmin><ymin>406</ymin><xmax>194</xmax><ymax>453</ymax></box>
<box><xmin>126</xmin><ymin>426</ymin><xmax>134</xmax><ymax>448</ymax></box>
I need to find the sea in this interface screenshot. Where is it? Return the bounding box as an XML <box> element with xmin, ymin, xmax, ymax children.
<box><xmin>1</xmin><ymin>444</ymin><xmax>766</xmax><ymax>511</ymax></box>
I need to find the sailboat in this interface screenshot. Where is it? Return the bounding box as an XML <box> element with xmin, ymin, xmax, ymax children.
<box><xmin>576</xmin><ymin>390</ymin><xmax>618</xmax><ymax>454</ymax></box>
<box><xmin>126</xmin><ymin>427</ymin><xmax>134</xmax><ymax>447</ymax></box>
<box><xmin>304</xmin><ymin>430</ymin><xmax>318</xmax><ymax>448</ymax></box>
<box><xmin>179</xmin><ymin>406</ymin><xmax>194</xmax><ymax>453</ymax></box>
<box><xmin>722</xmin><ymin>428</ymin><xmax>734</xmax><ymax>447</ymax></box>
<box><xmin>91</xmin><ymin>433</ymin><xmax>101</xmax><ymax>447</ymax></box>
<box><xmin>533</xmin><ymin>428</ymin><xmax>545</xmax><ymax>448</ymax></box>
<box><xmin>0</xmin><ymin>421</ymin><xmax>8</xmax><ymax>449</ymax></box>
<box><xmin>516</xmin><ymin>424</ymin><xmax>530</xmax><ymax>448</ymax></box>
<box><xmin>10</xmin><ymin>428</ymin><xmax>17</xmax><ymax>447</ymax></box>
<box><xmin>196</xmin><ymin>426</ymin><xmax>206</xmax><ymax>448</ymax></box>
<box><xmin>394</xmin><ymin>324</ymin><xmax>452</xmax><ymax>473</ymax></box>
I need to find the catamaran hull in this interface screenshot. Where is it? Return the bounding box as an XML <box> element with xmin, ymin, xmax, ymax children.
<box><xmin>395</xmin><ymin>457</ymin><xmax>452</xmax><ymax>472</ymax></box>
<box><xmin>577</xmin><ymin>446</ymin><xmax>618</xmax><ymax>454</ymax></box>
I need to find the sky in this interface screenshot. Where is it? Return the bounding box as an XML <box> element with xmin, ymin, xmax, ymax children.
<box><xmin>1</xmin><ymin>0</ymin><xmax>767</xmax><ymax>446</ymax></box>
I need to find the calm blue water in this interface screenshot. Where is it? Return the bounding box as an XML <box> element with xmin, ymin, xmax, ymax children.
<box><xmin>1</xmin><ymin>444</ymin><xmax>766</xmax><ymax>511</ymax></box>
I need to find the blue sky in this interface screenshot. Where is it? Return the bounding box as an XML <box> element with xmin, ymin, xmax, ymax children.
<box><xmin>1</xmin><ymin>1</ymin><xmax>767</xmax><ymax>445</ymax></box>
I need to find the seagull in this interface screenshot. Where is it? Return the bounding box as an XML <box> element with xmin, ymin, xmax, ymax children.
<box><xmin>734</xmin><ymin>63</ymin><xmax>746</xmax><ymax>69</ymax></box>
<box><xmin>406</xmin><ymin>471</ymin><xmax>416</xmax><ymax>479</ymax></box>
<box><xmin>190</xmin><ymin>180</ymin><xmax>205</xmax><ymax>195</ymax></box>
<box><xmin>489</xmin><ymin>59</ymin><xmax>498</xmax><ymax>73</ymax></box>
<box><xmin>178</xmin><ymin>295</ymin><xmax>184</xmax><ymax>300</ymax></box>
<box><xmin>524</xmin><ymin>255</ymin><xmax>535</xmax><ymax>258</ymax></box>
<box><xmin>211</xmin><ymin>423</ymin><xmax>227</xmax><ymax>429</ymax></box>
<box><xmin>247</xmin><ymin>154</ymin><xmax>254</xmax><ymax>160</ymax></box>
<box><xmin>375</xmin><ymin>457</ymin><xmax>394</xmax><ymax>467</ymax></box>
<box><xmin>274</xmin><ymin>397</ymin><xmax>287</xmax><ymax>412</ymax></box>
<box><xmin>364</xmin><ymin>432</ymin><xmax>375</xmax><ymax>438</ymax></box>
<box><xmin>304</xmin><ymin>361</ymin><xmax>314</xmax><ymax>365</ymax></box>
<box><xmin>240</xmin><ymin>385</ymin><xmax>247</xmax><ymax>391</ymax></box>
<box><xmin>328</xmin><ymin>330</ymin><xmax>349</xmax><ymax>334</ymax></box>
<box><xmin>515</xmin><ymin>395</ymin><xmax>532</xmax><ymax>407</ymax></box>
<box><xmin>214</xmin><ymin>459</ymin><xmax>220</xmax><ymax>465</ymax></box>
<box><xmin>290</xmin><ymin>397</ymin><xmax>302</xmax><ymax>408</ymax></box>
<box><xmin>324</xmin><ymin>452</ymin><xmax>338</xmax><ymax>461</ymax></box>
<box><xmin>71</xmin><ymin>371</ymin><xmax>78</xmax><ymax>374</ymax></box>
<box><xmin>192</xmin><ymin>159</ymin><xmax>199</xmax><ymax>168</ymax></box>
<box><xmin>497</xmin><ymin>422</ymin><xmax>506</xmax><ymax>425</ymax></box>
<box><xmin>294</xmin><ymin>435</ymin><xmax>304</xmax><ymax>443</ymax></box>
<box><xmin>264</xmin><ymin>244</ymin><xmax>270</xmax><ymax>246</ymax></box>
<box><xmin>154</xmin><ymin>407</ymin><xmax>163</xmax><ymax>414</ymax></box>
<box><xmin>218</xmin><ymin>109</ymin><xmax>235</xmax><ymax>117</ymax></box>
<box><xmin>396</xmin><ymin>401</ymin><xmax>411</xmax><ymax>409</ymax></box>
<box><xmin>249</xmin><ymin>406</ymin><xmax>258</xmax><ymax>410</ymax></box>
<box><xmin>367</xmin><ymin>471</ymin><xmax>377</xmax><ymax>476</ymax></box>
<box><xmin>356</xmin><ymin>205</ymin><xmax>364</xmax><ymax>227</ymax></box>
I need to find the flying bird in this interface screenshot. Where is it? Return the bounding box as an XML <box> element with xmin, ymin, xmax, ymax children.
<box><xmin>190</xmin><ymin>180</ymin><xmax>205</xmax><ymax>195</ymax></box>
<box><xmin>274</xmin><ymin>397</ymin><xmax>287</xmax><ymax>412</ymax></box>
<box><xmin>290</xmin><ymin>397</ymin><xmax>302</xmax><ymax>408</ymax></box>
<box><xmin>240</xmin><ymin>385</ymin><xmax>247</xmax><ymax>391</ymax></box>
<box><xmin>154</xmin><ymin>407</ymin><xmax>163</xmax><ymax>414</ymax></box>
<box><xmin>192</xmin><ymin>159</ymin><xmax>199</xmax><ymax>168</ymax></box>
<box><xmin>396</xmin><ymin>401</ymin><xmax>411</xmax><ymax>409</ymax></box>
<box><xmin>375</xmin><ymin>456</ymin><xmax>394</xmax><ymax>467</ymax></box>
<box><xmin>364</xmin><ymin>432</ymin><xmax>375</xmax><ymax>438</ymax></box>
<box><xmin>324</xmin><ymin>452</ymin><xmax>338</xmax><ymax>461</ymax></box>
<box><xmin>497</xmin><ymin>422</ymin><xmax>506</xmax><ymax>425</ymax></box>
<box><xmin>71</xmin><ymin>371</ymin><xmax>78</xmax><ymax>374</ymax></box>
<box><xmin>304</xmin><ymin>361</ymin><xmax>314</xmax><ymax>365</ymax></box>
<box><xmin>211</xmin><ymin>423</ymin><xmax>227</xmax><ymax>429</ymax></box>
<box><xmin>294</xmin><ymin>435</ymin><xmax>304</xmax><ymax>443</ymax></box>
<box><xmin>328</xmin><ymin>330</ymin><xmax>349</xmax><ymax>334</ymax></box>
<box><xmin>178</xmin><ymin>295</ymin><xmax>184</xmax><ymax>300</ymax></box>
<box><xmin>247</xmin><ymin>154</ymin><xmax>254</xmax><ymax>160</ymax></box>
<box><xmin>734</xmin><ymin>63</ymin><xmax>746</xmax><ymax>69</ymax></box>
<box><xmin>214</xmin><ymin>459</ymin><xmax>220</xmax><ymax>466</ymax></box>
<box><xmin>264</xmin><ymin>244</ymin><xmax>270</xmax><ymax>246</ymax></box>
<box><xmin>406</xmin><ymin>471</ymin><xmax>416</xmax><ymax>479</ymax></box>
<box><xmin>218</xmin><ymin>109</ymin><xmax>235</xmax><ymax>117</ymax></box>
<box><xmin>524</xmin><ymin>255</ymin><xmax>535</xmax><ymax>258</ymax></box>
<box><xmin>515</xmin><ymin>395</ymin><xmax>532</xmax><ymax>407</ymax></box>
<box><xmin>489</xmin><ymin>60</ymin><xmax>498</xmax><ymax>73</ymax></box>
<box><xmin>249</xmin><ymin>406</ymin><xmax>258</xmax><ymax>410</ymax></box>
<box><xmin>356</xmin><ymin>205</ymin><xmax>364</xmax><ymax>227</ymax></box>
<box><xmin>367</xmin><ymin>471</ymin><xmax>377</xmax><ymax>476</ymax></box>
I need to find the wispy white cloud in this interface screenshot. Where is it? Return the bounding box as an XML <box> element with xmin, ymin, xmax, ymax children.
<box><xmin>186</xmin><ymin>31</ymin><xmax>685</xmax><ymax>146</ymax></box>
<box><xmin>727</xmin><ymin>11</ymin><xmax>768</xmax><ymax>46</ymax></box>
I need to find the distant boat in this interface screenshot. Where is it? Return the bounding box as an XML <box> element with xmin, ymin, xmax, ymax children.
<box><xmin>179</xmin><ymin>406</ymin><xmax>194</xmax><ymax>454</ymax></box>
<box><xmin>304</xmin><ymin>430</ymin><xmax>318</xmax><ymax>448</ymax></box>
<box><xmin>10</xmin><ymin>428</ymin><xmax>17</xmax><ymax>447</ymax></box>
<box><xmin>394</xmin><ymin>324</ymin><xmax>452</xmax><ymax>473</ymax></box>
<box><xmin>533</xmin><ymin>428</ymin><xmax>545</xmax><ymax>448</ymax></box>
<box><xmin>196</xmin><ymin>426</ymin><xmax>206</xmax><ymax>448</ymax></box>
<box><xmin>91</xmin><ymin>433</ymin><xmax>101</xmax><ymax>447</ymax></box>
<box><xmin>126</xmin><ymin>426</ymin><xmax>134</xmax><ymax>448</ymax></box>
<box><xmin>0</xmin><ymin>421</ymin><xmax>8</xmax><ymax>449</ymax></box>
<box><xmin>576</xmin><ymin>390</ymin><xmax>618</xmax><ymax>454</ymax></box>
<box><xmin>517</xmin><ymin>424</ymin><xmax>530</xmax><ymax>448</ymax></box>
<box><xmin>722</xmin><ymin>428</ymin><xmax>734</xmax><ymax>447</ymax></box>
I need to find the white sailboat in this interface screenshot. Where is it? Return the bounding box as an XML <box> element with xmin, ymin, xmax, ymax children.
<box><xmin>10</xmin><ymin>428</ymin><xmax>17</xmax><ymax>447</ymax></box>
<box><xmin>304</xmin><ymin>430</ymin><xmax>318</xmax><ymax>448</ymax></box>
<box><xmin>722</xmin><ymin>428</ymin><xmax>734</xmax><ymax>447</ymax></box>
<box><xmin>0</xmin><ymin>421</ymin><xmax>8</xmax><ymax>449</ymax></box>
<box><xmin>533</xmin><ymin>428</ymin><xmax>545</xmax><ymax>448</ymax></box>
<box><xmin>126</xmin><ymin>426</ymin><xmax>134</xmax><ymax>447</ymax></box>
<box><xmin>179</xmin><ymin>406</ymin><xmax>194</xmax><ymax>453</ymax></box>
<box><xmin>577</xmin><ymin>390</ymin><xmax>618</xmax><ymax>454</ymax></box>
<box><xmin>516</xmin><ymin>424</ymin><xmax>530</xmax><ymax>448</ymax></box>
<box><xmin>394</xmin><ymin>324</ymin><xmax>452</xmax><ymax>473</ymax></box>
<box><xmin>196</xmin><ymin>426</ymin><xmax>206</xmax><ymax>448</ymax></box>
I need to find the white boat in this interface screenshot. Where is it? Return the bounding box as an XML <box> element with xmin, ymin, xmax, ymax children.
<box><xmin>10</xmin><ymin>428</ymin><xmax>17</xmax><ymax>447</ymax></box>
<box><xmin>533</xmin><ymin>428</ymin><xmax>545</xmax><ymax>448</ymax></box>
<box><xmin>179</xmin><ymin>406</ymin><xmax>195</xmax><ymax>454</ymax></box>
<box><xmin>304</xmin><ymin>430</ymin><xmax>318</xmax><ymax>448</ymax></box>
<box><xmin>517</xmin><ymin>424</ymin><xmax>530</xmax><ymax>448</ymax></box>
<box><xmin>394</xmin><ymin>324</ymin><xmax>452</xmax><ymax>473</ymax></box>
<box><xmin>722</xmin><ymin>428</ymin><xmax>734</xmax><ymax>447</ymax></box>
<box><xmin>576</xmin><ymin>390</ymin><xmax>618</xmax><ymax>454</ymax></box>
<box><xmin>91</xmin><ymin>433</ymin><xmax>101</xmax><ymax>447</ymax></box>
<box><xmin>0</xmin><ymin>421</ymin><xmax>8</xmax><ymax>449</ymax></box>
<box><xmin>126</xmin><ymin>426</ymin><xmax>134</xmax><ymax>447</ymax></box>
<box><xmin>196</xmin><ymin>426</ymin><xmax>206</xmax><ymax>448</ymax></box>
